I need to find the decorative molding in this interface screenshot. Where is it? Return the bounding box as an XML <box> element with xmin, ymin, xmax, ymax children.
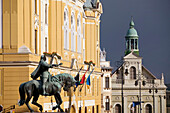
<box><xmin>85</xmin><ymin>22</ymin><xmax>95</xmax><ymax>24</ymax></box>
<box><xmin>18</xmin><ymin>45</ymin><xmax>31</xmax><ymax>53</ymax></box>
<box><xmin>130</xmin><ymin>96</ymin><xmax>134</xmax><ymax>100</ymax></box>
<box><xmin>115</xmin><ymin>96</ymin><xmax>119</xmax><ymax>100</ymax></box>
<box><xmin>84</xmin><ymin>100</ymin><xmax>95</xmax><ymax>106</ymax></box>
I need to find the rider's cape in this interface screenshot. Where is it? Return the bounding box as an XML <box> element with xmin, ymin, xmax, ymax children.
<box><xmin>31</xmin><ymin>63</ymin><xmax>41</xmax><ymax>80</ymax></box>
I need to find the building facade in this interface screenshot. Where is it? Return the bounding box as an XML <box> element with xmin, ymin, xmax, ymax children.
<box><xmin>111</xmin><ymin>19</ymin><xmax>167</xmax><ymax>113</ymax></box>
<box><xmin>166</xmin><ymin>84</ymin><xmax>170</xmax><ymax>113</ymax></box>
<box><xmin>0</xmin><ymin>0</ymin><xmax>103</xmax><ymax>112</ymax></box>
<box><xmin>100</xmin><ymin>48</ymin><xmax>113</xmax><ymax>113</ymax></box>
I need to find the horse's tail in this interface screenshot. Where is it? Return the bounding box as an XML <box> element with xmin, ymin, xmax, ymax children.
<box><xmin>18</xmin><ymin>83</ymin><xmax>26</xmax><ymax>106</ymax></box>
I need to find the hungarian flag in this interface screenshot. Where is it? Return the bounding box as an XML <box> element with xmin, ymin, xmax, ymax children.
<box><xmin>80</xmin><ymin>69</ymin><xmax>88</xmax><ymax>84</ymax></box>
<box><xmin>86</xmin><ymin>68</ymin><xmax>94</xmax><ymax>89</ymax></box>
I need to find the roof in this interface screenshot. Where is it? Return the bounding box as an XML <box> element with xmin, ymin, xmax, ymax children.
<box><xmin>142</xmin><ymin>65</ymin><xmax>157</xmax><ymax>79</ymax></box>
<box><xmin>126</xmin><ymin>18</ymin><xmax>138</xmax><ymax>37</ymax></box>
<box><xmin>126</xmin><ymin>28</ymin><xmax>138</xmax><ymax>37</ymax></box>
<box><xmin>111</xmin><ymin>63</ymin><xmax>123</xmax><ymax>75</ymax></box>
<box><xmin>124</xmin><ymin>51</ymin><xmax>142</xmax><ymax>58</ymax></box>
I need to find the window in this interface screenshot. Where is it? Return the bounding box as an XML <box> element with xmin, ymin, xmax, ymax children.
<box><xmin>131</xmin><ymin>39</ymin><xmax>134</xmax><ymax>49</ymax></box>
<box><xmin>65</xmin><ymin>109</ymin><xmax>68</xmax><ymax>112</ymax></box>
<box><xmin>79</xmin><ymin>107</ymin><xmax>81</xmax><ymax>113</ymax></box>
<box><xmin>35</xmin><ymin>30</ymin><xmax>37</xmax><ymax>54</ymax></box>
<box><xmin>77</xmin><ymin>15</ymin><xmax>81</xmax><ymax>53</ymax></box>
<box><xmin>105</xmin><ymin>97</ymin><xmax>110</xmax><ymax>110</ymax></box>
<box><xmin>35</xmin><ymin>0</ymin><xmax>37</xmax><ymax>14</ymax></box>
<box><xmin>64</xmin><ymin>9</ymin><xmax>69</xmax><ymax>49</ymax></box>
<box><xmin>85</xmin><ymin>107</ymin><xmax>87</xmax><ymax>113</ymax></box>
<box><xmin>130</xmin><ymin>67</ymin><xmax>136</xmax><ymax>79</ymax></box>
<box><xmin>45</xmin><ymin>4</ymin><xmax>47</xmax><ymax>24</ymax></box>
<box><xmin>71</xmin><ymin>13</ymin><xmax>75</xmax><ymax>51</ymax></box>
<box><xmin>45</xmin><ymin>37</ymin><xmax>47</xmax><ymax>52</ymax></box>
<box><xmin>115</xmin><ymin>104</ymin><xmax>121</xmax><ymax>113</ymax></box>
<box><xmin>96</xmin><ymin>105</ymin><xmax>99</xmax><ymax>113</ymax></box>
<box><xmin>105</xmin><ymin>77</ymin><xmax>109</xmax><ymax>88</ymax></box>
<box><xmin>92</xmin><ymin>106</ymin><xmax>94</xmax><ymax>113</ymax></box>
<box><xmin>135</xmin><ymin>39</ymin><xmax>137</xmax><ymax>49</ymax></box>
<box><xmin>145</xmin><ymin>104</ymin><xmax>152</xmax><ymax>113</ymax></box>
<box><xmin>127</xmin><ymin>40</ymin><xmax>129</xmax><ymax>49</ymax></box>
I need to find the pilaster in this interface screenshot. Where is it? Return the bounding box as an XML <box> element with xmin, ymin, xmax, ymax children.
<box><xmin>124</xmin><ymin>96</ymin><xmax>127</xmax><ymax>113</ymax></box>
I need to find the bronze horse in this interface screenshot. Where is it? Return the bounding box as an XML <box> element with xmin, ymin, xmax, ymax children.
<box><xmin>18</xmin><ymin>73</ymin><xmax>76</xmax><ymax>112</ymax></box>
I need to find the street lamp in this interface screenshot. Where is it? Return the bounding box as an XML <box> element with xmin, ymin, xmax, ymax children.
<box><xmin>115</xmin><ymin>60</ymin><xmax>129</xmax><ymax>113</ymax></box>
<box><xmin>134</xmin><ymin>62</ymin><xmax>146</xmax><ymax>113</ymax></box>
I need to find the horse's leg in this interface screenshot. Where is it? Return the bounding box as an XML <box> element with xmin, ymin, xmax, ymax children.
<box><xmin>52</xmin><ymin>94</ymin><xmax>59</xmax><ymax>110</ymax></box>
<box><xmin>32</xmin><ymin>94</ymin><xmax>43</xmax><ymax>112</ymax></box>
<box><xmin>52</xmin><ymin>93</ymin><xmax>64</xmax><ymax>112</ymax></box>
<box><xmin>25</xmin><ymin>91</ymin><xmax>34</xmax><ymax>112</ymax></box>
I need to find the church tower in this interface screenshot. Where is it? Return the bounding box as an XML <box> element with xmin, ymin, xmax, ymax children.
<box><xmin>125</xmin><ymin>17</ymin><xmax>139</xmax><ymax>56</ymax></box>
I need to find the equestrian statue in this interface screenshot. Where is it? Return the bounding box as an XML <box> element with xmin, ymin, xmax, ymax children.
<box><xmin>18</xmin><ymin>54</ymin><xmax>77</xmax><ymax>112</ymax></box>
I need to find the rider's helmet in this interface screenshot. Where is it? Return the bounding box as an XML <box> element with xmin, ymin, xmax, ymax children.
<box><xmin>40</xmin><ymin>55</ymin><xmax>46</xmax><ymax>61</ymax></box>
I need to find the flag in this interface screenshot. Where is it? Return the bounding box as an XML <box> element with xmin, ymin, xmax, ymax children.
<box><xmin>133</xmin><ymin>102</ymin><xmax>140</xmax><ymax>107</ymax></box>
<box><xmin>86</xmin><ymin>68</ymin><xmax>94</xmax><ymax>89</ymax></box>
<box><xmin>80</xmin><ymin>68</ymin><xmax>88</xmax><ymax>84</ymax></box>
<box><xmin>75</xmin><ymin>66</ymin><xmax>83</xmax><ymax>87</ymax></box>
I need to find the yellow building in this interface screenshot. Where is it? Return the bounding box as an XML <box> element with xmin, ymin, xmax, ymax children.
<box><xmin>0</xmin><ymin>0</ymin><xmax>103</xmax><ymax>112</ymax></box>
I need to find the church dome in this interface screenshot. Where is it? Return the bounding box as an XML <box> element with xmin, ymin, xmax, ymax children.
<box><xmin>126</xmin><ymin>28</ymin><xmax>138</xmax><ymax>37</ymax></box>
<box><xmin>126</xmin><ymin>18</ymin><xmax>138</xmax><ymax>37</ymax></box>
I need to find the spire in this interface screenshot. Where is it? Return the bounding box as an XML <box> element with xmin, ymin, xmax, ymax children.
<box><xmin>130</xmin><ymin>16</ymin><xmax>135</xmax><ymax>28</ymax></box>
<box><xmin>161</xmin><ymin>73</ymin><xmax>164</xmax><ymax>85</ymax></box>
<box><xmin>161</xmin><ymin>73</ymin><xmax>164</xmax><ymax>80</ymax></box>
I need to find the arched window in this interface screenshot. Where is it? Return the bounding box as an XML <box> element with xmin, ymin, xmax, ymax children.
<box><xmin>105</xmin><ymin>97</ymin><xmax>110</xmax><ymax>110</ymax></box>
<box><xmin>64</xmin><ymin>9</ymin><xmax>69</xmax><ymax>49</ymax></box>
<box><xmin>71</xmin><ymin>13</ymin><xmax>75</xmax><ymax>51</ymax></box>
<box><xmin>85</xmin><ymin>106</ymin><xmax>87</xmax><ymax>113</ymax></box>
<box><xmin>130</xmin><ymin>66</ymin><xmax>136</xmax><ymax>79</ymax></box>
<box><xmin>77</xmin><ymin>15</ymin><xmax>81</xmax><ymax>53</ymax></box>
<box><xmin>115</xmin><ymin>104</ymin><xmax>121</xmax><ymax>113</ymax></box>
<box><xmin>145</xmin><ymin>104</ymin><xmax>152</xmax><ymax>113</ymax></box>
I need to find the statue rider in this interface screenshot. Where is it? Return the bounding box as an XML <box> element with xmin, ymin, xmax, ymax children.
<box><xmin>31</xmin><ymin>55</ymin><xmax>58</xmax><ymax>96</ymax></box>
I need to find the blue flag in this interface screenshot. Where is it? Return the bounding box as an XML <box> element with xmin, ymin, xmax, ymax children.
<box><xmin>133</xmin><ymin>102</ymin><xmax>140</xmax><ymax>107</ymax></box>
<box><xmin>86</xmin><ymin>68</ymin><xmax>94</xmax><ymax>89</ymax></box>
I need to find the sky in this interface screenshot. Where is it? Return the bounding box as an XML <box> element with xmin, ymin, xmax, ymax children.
<box><xmin>100</xmin><ymin>0</ymin><xmax>170</xmax><ymax>83</ymax></box>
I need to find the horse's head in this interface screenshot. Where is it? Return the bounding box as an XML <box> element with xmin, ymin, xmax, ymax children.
<box><xmin>63</xmin><ymin>75</ymin><xmax>77</xmax><ymax>92</ymax></box>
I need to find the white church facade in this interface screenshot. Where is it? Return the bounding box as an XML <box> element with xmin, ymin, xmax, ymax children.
<box><xmin>101</xmin><ymin>18</ymin><xmax>167</xmax><ymax>113</ymax></box>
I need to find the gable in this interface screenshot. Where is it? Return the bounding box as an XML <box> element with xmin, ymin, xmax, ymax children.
<box><xmin>124</xmin><ymin>52</ymin><xmax>142</xmax><ymax>59</ymax></box>
<box><xmin>142</xmin><ymin>65</ymin><xmax>157</xmax><ymax>79</ymax></box>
